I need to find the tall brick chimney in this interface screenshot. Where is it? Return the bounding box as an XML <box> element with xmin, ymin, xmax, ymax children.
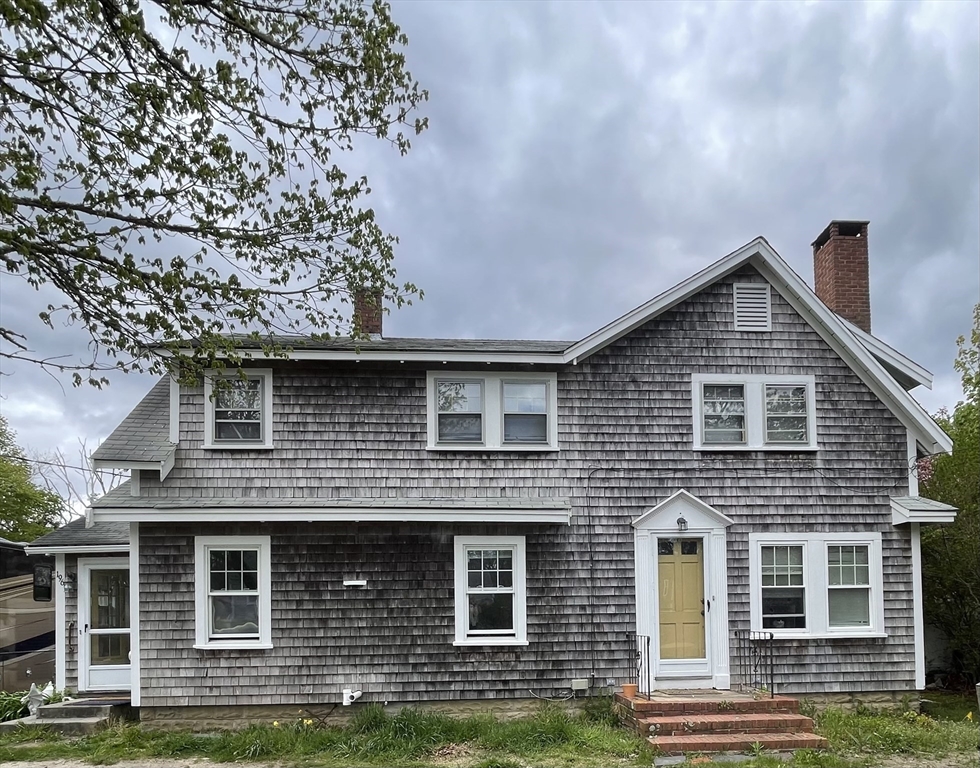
<box><xmin>352</xmin><ymin>288</ymin><xmax>383</xmax><ymax>336</ymax></box>
<box><xmin>812</xmin><ymin>220</ymin><xmax>872</xmax><ymax>333</ymax></box>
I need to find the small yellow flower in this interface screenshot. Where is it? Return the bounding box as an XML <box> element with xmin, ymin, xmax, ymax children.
<box><xmin>966</xmin><ymin>711</ymin><xmax>974</xmax><ymax>722</ymax></box>
<box><xmin>273</xmin><ymin>720</ymin><xmax>280</xmax><ymax>727</ymax></box>
<box><xmin>304</xmin><ymin>719</ymin><xmax>314</xmax><ymax>726</ymax></box>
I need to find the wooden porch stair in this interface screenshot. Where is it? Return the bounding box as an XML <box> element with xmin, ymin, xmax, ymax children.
<box><xmin>615</xmin><ymin>692</ymin><xmax>828</xmax><ymax>755</ymax></box>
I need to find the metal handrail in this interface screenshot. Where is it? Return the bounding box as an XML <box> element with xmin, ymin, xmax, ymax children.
<box><xmin>734</xmin><ymin>629</ymin><xmax>774</xmax><ymax>697</ymax></box>
<box><xmin>626</xmin><ymin>633</ymin><xmax>652</xmax><ymax>697</ymax></box>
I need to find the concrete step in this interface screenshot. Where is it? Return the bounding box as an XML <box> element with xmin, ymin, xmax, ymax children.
<box><xmin>37</xmin><ymin>698</ymin><xmax>133</xmax><ymax>721</ymax></box>
<box><xmin>0</xmin><ymin>714</ymin><xmax>106</xmax><ymax>736</ymax></box>
<box><xmin>650</xmin><ymin>731</ymin><xmax>829</xmax><ymax>755</ymax></box>
<box><xmin>642</xmin><ymin>711</ymin><xmax>816</xmax><ymax>736</ymax></box>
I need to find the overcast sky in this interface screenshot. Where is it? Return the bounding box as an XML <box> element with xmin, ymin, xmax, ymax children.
<box><xmin>0</xmin><ymin>0</ymin><xmax>978</xmax><ymax>493</ymax></box>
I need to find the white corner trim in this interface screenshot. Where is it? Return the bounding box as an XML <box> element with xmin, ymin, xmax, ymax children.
<box><xmin>203</xmin><ymin>368</ymin><xmax>274</xmax><ymax>450</ymax></box>
<box><xmin>194</xmin><ymin>535</ymin><xmax>272</xmax><ymax>649</ymax></box>
<box><xmin>169</xmin><ymin>377</ymin><xmax>180</xmax><ymax>444</ymax></box>
<box><xmin>54</xmin><ymin>553</ymin><xmax>66</xmax><ymax>691</ymax></box>
<box><xmin>130</xmin><ymin>470</ymin><xmax>141</xmax><ymax>497</ymax></box>
<box><xmin>129</xmin><ymin>523</ymin><xmax>141</xmax><ymax>706</ymax></box>
<box><xmin>906</xmin><ymin>431</ymin><xmax>918</xmax><ymax>497</ymax></box>
<box><xmin>910</xmin><ymin>523</ymin><xmax>925</xmax><ymax>690</ymax></box>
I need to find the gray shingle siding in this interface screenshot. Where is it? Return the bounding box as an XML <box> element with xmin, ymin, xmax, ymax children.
<box><xmin>129</xmin><ymin>266</ymin><xmax>917</xmax><ymax>706</ymax></box>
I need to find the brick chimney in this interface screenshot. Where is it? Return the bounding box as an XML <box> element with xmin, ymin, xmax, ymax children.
<box><xmin>812</xmin><ymin>220</ymin><xmax>872</xmax><ymax>333</ymax></box>
<box><xmin>352</xmin><ymin>288</ymin><xmax>383</xmax><ymax>336</ymax></box>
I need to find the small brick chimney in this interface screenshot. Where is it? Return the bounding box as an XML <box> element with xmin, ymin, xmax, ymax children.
<box><xmin>812</xmin><ymin>220</ymin><xmax>872</xmax><ymax>333</ymax></box>
<box><xmin>352</xmin><ymin>289</ymin><xmax>383</xmax><ymax>336</ymax></box>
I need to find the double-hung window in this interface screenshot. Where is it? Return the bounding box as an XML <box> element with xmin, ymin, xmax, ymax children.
<box><xmin>427</xmin><ymin>372</ymin><xmax>558</xmax><ymax>450</ymax></box>
<box><xmin>692</xmin><ymin>374</ymin><xmax>817</xmax><ymax>450</ymax></box>
<box><xmin>204</xmin><ymin>369</ymin><xmax>274</xmax><ymax>449</ymax></box>
<box><xmin>749</xmin><ymin>533</ymin><xmax>883</xmax><ymax>638</ymax></box>
<box><xmin>194</xmin><ymin>536</ymin><xmax>272</xmax><ymax>649</ymax></box>
<box><xmin>454</xmin><ymin>536</ymin><xmax>527</xmax><ymax>646</ymax></box>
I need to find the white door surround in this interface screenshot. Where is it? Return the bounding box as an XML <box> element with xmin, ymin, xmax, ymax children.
<box><xmin>78</xmin><ymin>557</ymin><xmax>131</xmax><ymax>692</ymax></box>
<box><xmin>633</xmin><ymin>490</ymin><xmax>733</xmax><ymax>690</ymax></box>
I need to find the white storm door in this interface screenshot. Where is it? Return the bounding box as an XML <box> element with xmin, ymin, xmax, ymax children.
<box><xmin>78</xmin><ymin>558</ymin><xmax>131</xmax><ymax>691</ymax></box>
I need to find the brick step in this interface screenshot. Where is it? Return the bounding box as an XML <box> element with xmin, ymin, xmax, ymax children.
<box><xmin>650</xmin><ymin>731</ymin><xmax>829</xmax><ymax>755</ymax></box>
<box><xmin>641</xmin><ymin>712</ymin><xmax>816</xmax><ymax>737</ymax></box>
<box><xmin>619</xmin><ymin>694</ymin><xmax>800</xmax><ymax>716</ymax></box>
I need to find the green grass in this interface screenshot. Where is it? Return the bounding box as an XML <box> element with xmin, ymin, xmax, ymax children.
<box><xmin>919</xmin><ymin>690</ymin><xmax>978</xmax><ymax>722</ymax></box>
<box><xmin>0</xmin><ymin>702</ymin><xmax>652</xmax><ymax>767</ymax></box>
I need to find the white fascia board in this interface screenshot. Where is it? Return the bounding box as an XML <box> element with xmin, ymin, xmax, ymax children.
<box><xmin>753</xmin><ymin>254</ymin><xmax>952</xmax><ymax>455</ymax></box>
<box><xmin>839</xmin><ymin>318</ymin><xmax>934</xmax><ymax>390</ymax></box>
<box><xmin>92</xmin><ymin>455</ymin><xmax>176</xmax><ymax>480</ymax></box>
<box><xmin>158</xmin><ymin>348</ymin><xmax>566</xmax><ymax>365</ymax></box>
<box><xmin>92</xmin><ymin>507</ymin><xmax>572</xmax><ymax>524</ymax></box>
<box><xmin>563</xmin><ymin>238</ymin><xmax>769</xmax><ymax>364</ymax></box>
<box><xmin>25</xmin><ymin>544</ymin><xmax>130</xmax><ymax>555</ymax></box>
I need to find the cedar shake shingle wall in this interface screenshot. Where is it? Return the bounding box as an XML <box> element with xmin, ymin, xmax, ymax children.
<box><xmin>135</xmin><ymin>266</ymin><xmax>915</xmax><ymax>704</ymax></box>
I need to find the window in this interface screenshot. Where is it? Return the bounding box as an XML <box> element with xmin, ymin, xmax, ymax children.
<box><xmin>427</xmin><ymin>372</ymin><xmax>558</xmax><ymax>451</ymax></box>
<box><xmin>194</xmin><ymin>536</ymin><xmax>272</xmax><ymax>649</ymax></box>
<box><xmin>204</xmin><ymin>369</ymin><xmax>273</xmax><ymax>449</ymax></box>
<box><xmin>827</xmin><ymin>545</ymin><xmax>871</xmax><ymax>627</ymax></box>
<box><xmin>760</xmin><ymin>545</ymin><xmax>805</xmax><ymax>629</ymax></box>
<box><xmin>454</xmin><ymin>536</ymin><xmax>527</xmax><ymax>646</ymax></box>
<box><xmin>692</xmin><ymin>374</ymin><xmax>816</xmax><ymax>451</ymax></box>
<box><xmin>749</xmin><ymin>533</ymin><xmax>884</xmax><ymax>638</ymax></box>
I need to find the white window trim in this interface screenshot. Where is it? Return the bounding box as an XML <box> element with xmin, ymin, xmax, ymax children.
<box><xmin>427</xmin><ymin>371</ymin><xmax>558</xmax><ymax>451</ymax></box>
<box><xmin>692</xmin><ymin>373</ymin><xmax>817</xmax><ymax>451</ymax></box>
<box><xmin>203</xmin><ymin>369</ymin><xmax>274</xmax><ymax>450</ymax></box>
<box><xmin>453</xmin><ymin>535</ymin><xmax>528</xmax><ymax>647</ymax></box>
<box><xmin>748</xmin><ymin>532</ymin><xmax>885</xmax><ymax>639</ymax></box>
<box><xmin>194</xmin><ymin>535</ymin><xmax>272</xmax><ymax>649</ymax></box>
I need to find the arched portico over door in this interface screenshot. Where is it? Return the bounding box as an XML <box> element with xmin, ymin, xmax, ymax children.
<box><xmin>633</xmin><ymin>490</ymin><xmax>733</xmax><ymax>690</ymax></box>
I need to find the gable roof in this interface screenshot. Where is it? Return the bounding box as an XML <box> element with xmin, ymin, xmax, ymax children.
<box><xmin>100</xmin><ymin>237</ymin><xmax>949</xmax><ymax>465</ymax></box>
<box><xmin>561</xmin><ymin>237</ymin><xmax>950</xmax><ymax>455</ymax></box>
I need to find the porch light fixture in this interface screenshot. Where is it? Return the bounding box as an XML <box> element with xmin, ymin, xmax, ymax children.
<box><xmin>676</xmin><ymin>515</ymin><xmax>689</xmax><ymax>532</ymax></box>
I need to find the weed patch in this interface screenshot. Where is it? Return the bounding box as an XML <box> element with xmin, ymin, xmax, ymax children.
<box><xmin>816</xmin><ymin>705</ymin><xmax>978</xmax><ymax>756</ymax></box>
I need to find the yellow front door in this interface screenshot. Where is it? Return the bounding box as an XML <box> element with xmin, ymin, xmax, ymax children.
<box><xmin>658</xmin><ymin>538</ymin><xmax>706</xmax><ymax>660</ymax></box>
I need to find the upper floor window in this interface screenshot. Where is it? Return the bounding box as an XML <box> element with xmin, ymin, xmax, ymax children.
<box><xmin>427</xmin><ymin>372</ymin><xmax>558</xmax><ymax>451</ymax></box>
<box><xmin>692</xmin><ymin>374</ymin><xmax>817</xmax><ymax>451</ymax></box>
<box><xmin>204</xmin><ymin>369</ymin><xmax>273</xmax><ymax>450</ymax></box>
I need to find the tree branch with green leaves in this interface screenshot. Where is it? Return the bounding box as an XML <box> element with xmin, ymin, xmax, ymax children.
<box><xmin>1</xmin><ymin>0</ymin><xmax>427</xmax><ymax>385</ymax></box>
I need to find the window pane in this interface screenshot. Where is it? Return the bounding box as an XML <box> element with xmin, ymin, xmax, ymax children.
<box><xmin>227</xmin><ymin>572</ymin><xmax>242</xmax><ymax>591</ymax></box>
<box><xmin>215</xmin><ymin>421</ymin><xmax>262</xmax><ymax>441</ymax></box>
<box><xmin>503</xmin><ymin>383</ymin><xmax>546</xmax><ymax>413</ymax></box>
<box><xmin>438</xmin><ymin>413</ymin><xmax>482</xmax><ymax>442</ymax></box>
<box><xmin>242</xmin><ymin>571</ymin><xmax>258</xmax><ymax>591</ymax></box>
<box><xmin>483</xmin><ymin>571</ymin><xmax>498</xmax><ymax>588</ymax></box>
<box><xmin>681</xmin><ymin>540</ymin><xmax>699</xmax><ymax>555</ymax></box>
<box><xmin>227</xmin><ymin>551</ymin><xmax>242</xmax><ymax>570</ymax></box>
<box><xmin>437</xmin><ymin>381</ymin><xmax>482</xmax><ymax>413</ymax></box>
<box><xmin>242</xmin><ymin>551</ymin><xmax>258</xmax><ymax>571</ymax></box>
<box><xmin>829</xmin><ymin>589</ymin><xmax>871</xmax><ymax>627</ymax></box>
<box><xmin>211</xmin><ymin>594</ymin><xmax>259</xmax><ymax>635</ymax></box>
<box><xmin>210</xmin><ymin>551</ymin><xmax>226</xmax><ymax>571</ymax></box>
<box><xmin>761</xmin><ymin>587</ymin><xmax>806</xmax><ymax>629</ymax></box>
<box><xmin>504</xmin><ymin>413</ymin><xmax>547</xmax><ymax>443</ymax></box>
<box><xmin>215</xmin><ymin>379</ymin><xmax>261</xmax><ymax>410</ymax></box>
<box><xmin>210</xmin><ymin>571</ymin><xmax>225</xmax><ymax>591</ymax></box>
<box><xmin>658</xmin><ymin>540</ymin><xmax>674</xmax><ymax>556</ymax></box>
<box><xmin>91</xmin><ymin>633</ymin><xmax>131</xmax><ymax>666</ymax></box>
<box><xmin>468</xmin><ymin>593</ymin><xmax>514</xmax><ymax>633</ymax></box>
<box><xmin>765</xmin><ymin>385</ymin><xmax>808</xmax><ymax>443</ymax></box>
<box><xmin>702</xmin><ymin>385</ymin><xmax>745</xmax><ymax>444</ymax></box>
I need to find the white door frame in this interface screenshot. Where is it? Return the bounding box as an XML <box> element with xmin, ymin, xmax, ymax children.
<box><xmin>77</xmin><ymin>557</ymin><xmax>131</xmax><ymax>692</ymax></box>
<box><xmin>633</xmin><ymin>490</ymin><xmax>732</xmax><ymax>690</ymax></box>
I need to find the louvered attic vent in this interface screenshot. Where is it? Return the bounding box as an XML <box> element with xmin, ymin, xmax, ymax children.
<box><xmin>733</xmin><ymin>283</ymin><xmax>772</xmax><ymax>331</ymax></box>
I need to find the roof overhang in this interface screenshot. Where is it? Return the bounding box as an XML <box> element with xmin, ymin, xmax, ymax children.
<box><xmin>890</xmin><ymin>496</ymin><xmax>958</xmax><ymax>525</ymax></box>
<box><xmin>838</xmin><ymin>318</ymin><xmax>934</xmax><ymax>390</ymax></box>
<box><xmin>158</xmin><ymin>348</ymin><xmax>566</xmax><ymax>365</ymax></box>
<box><xmin>25</xmin><ymin>544</ymin><xmax>129</xmax><ymax>555</ymax></box>
<box><xmin>91</xmin><ymin>506</ymin><xmax>572</xmax><ymax>525</ymax></box>
<box><xmin>92</xmin><ymin>453</ymin><xmax>175</xmax><ymax>480</ymax></box>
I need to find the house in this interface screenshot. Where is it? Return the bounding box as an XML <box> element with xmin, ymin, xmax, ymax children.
<box><xmin>27</xmin><ymin>220</ymin><xmax>958</xmax><ymax>727</ymax></box>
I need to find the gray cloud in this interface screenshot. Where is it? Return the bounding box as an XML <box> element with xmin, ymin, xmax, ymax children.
<box><xmin>1</xmin><ymin>0</ymin><xmax>976</xmax><ymax>476</ymax></box>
